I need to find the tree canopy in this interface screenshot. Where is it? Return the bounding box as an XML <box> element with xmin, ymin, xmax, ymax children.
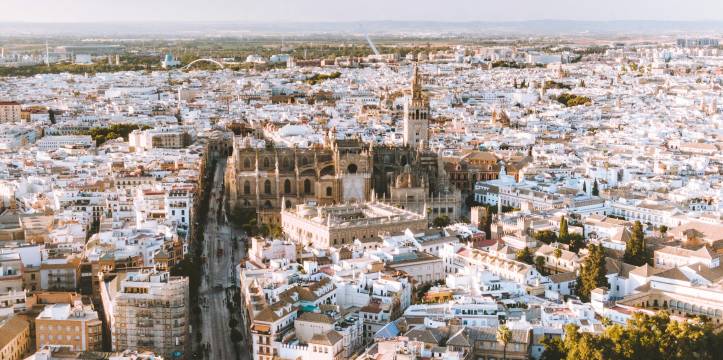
<box><xmin>624</xmin><ymin>221</ymin><xmax>648</xmax><ymax>266</ymax></box>
<box><xmin>516</xmin><ymin>247</ymin><xmax>534</xmax><ymax>264</ymax></box>
<box><xmin>559</xmin><ymin>217</ymin><xmax>569</xmax><ymax>239</ymax></box>
<box><xmin>84</xmin><ymin>123</ymin><xmax>152</xmax><ymax>146</ymax></box>
<box><xmin>554</xmin><ymin>93</ymin><xmax>592</xmax><ymax>107</ymax></box>
<box><xmin>534</xmin><ymin>230</ymin><xmax>558</xmax><ymax>244</ymax></box>
<box><xmin>541</xmin><ymin>312</ymin><xmax>723</xmax><ymax>360</ymax></box>
<box><xmin>575</xmin><ymin>244</ymin><xmax>608</xmax><ymax>302</ymax></box>
<box><xmin>433</xmin><ymin>215</ymin><xmax>451</xmax><ymax>228</ymax></box>
<box><xmin>592</xmin><ymin>179</ymin><xmax>599</xmax><ymax>196</ymax></box>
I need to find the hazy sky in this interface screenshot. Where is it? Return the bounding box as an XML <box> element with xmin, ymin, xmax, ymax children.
<box><xmin>2</xmin><ymin>0</ymin><xmax>723</xmax><ymax>23</ymax></box>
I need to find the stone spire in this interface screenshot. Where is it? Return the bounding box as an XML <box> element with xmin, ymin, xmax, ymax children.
<box><xmin>411</xmin><ymin>63</ymin><xmax>423</xmax><ymax>100</ymax></box>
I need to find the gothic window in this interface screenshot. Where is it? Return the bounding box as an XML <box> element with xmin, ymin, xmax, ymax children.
<box><xmin>304</xmin><ymin>179</ymin><xmax>311</xmax><ymax>194</ymax></box>
<box><xmin>243</xmin><ymin>181</ymin><xmax>250</xmax><ymax>195</ymax></box>
<box><xmin>263</xmin><ymin>157</ymin><xmax>270</xmax><ymax>168</ymax></box>
<box><xmin>264</xmin><ymin>180</ymin><xmax>272</xmax><ymax>194</ymax></box>
<box><xmin>283</xmin><ymin>158</ymin><xmax>290</xmax><ymax>169</ymax></box>
<box><xmin>284</xmin><ymin>179</ymin><xmax>291</xmax><ymax>194</ymax></box>
<box><xmin>326</xmin><ymin>187</ymin><xmax>332</xmax><ymax>197</ymax></box>
<box><xmin>243</xmin><ymin>158</ymin><xmax>251</xmax><ymax>169</ymax></box>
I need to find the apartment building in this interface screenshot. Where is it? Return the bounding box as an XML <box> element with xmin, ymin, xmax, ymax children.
<box><xmin>164</xmin><ymin>187</ymin><xmax>193</xmax><ymax>229</ymax></box>
<box><xmin>609</xmin><ymin>198</ymin><xmax>682</xmax><ymax>228</ymax></box>
<box><xmin>35</xmin><ymin>135</ymin><xmax>94</xmax><ymax>151</ymax></box>
<box><xmin>386</xmin><ymin>251</ymin><xmax>445</xmax><ymax>285</ymax></box>
<box><xmin>0</xmin><ymin>101</ymin><xmax>21</xmax><ymax>123</ymax></box>
<box><xmin>107</xmin><ymin>271</ymin><xmax>189</xmax><ymax>358</ymax></box>
<box><xmin>0</xmin><ymin>315</ymin><xmax>31</xmax><ymax>360</ymax></box>
<box><xmin>129</xmin><ymin>127</ymin><xmax>192</xmax><ymax>151</ymax></box>
<box><xmin>35</xmin><ymin>303</ymin><xmax>102</xmax><ymax>351</ymax></box>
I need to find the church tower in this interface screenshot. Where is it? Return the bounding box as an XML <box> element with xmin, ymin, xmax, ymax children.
<box><xmin>403</xmin><ymin>64</ymin><xmax>430</xmax><ymax>148</ymax></box>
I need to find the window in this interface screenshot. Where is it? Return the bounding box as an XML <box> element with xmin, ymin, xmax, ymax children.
<box><xmin>243</xmin><ymin>181</ymin><xmax>250</xmax><ymax>195</ymax></box>
<box><xmin>304</xmin><ymin>179</ymin><xmax>312</xmax><ymax>194</ymax></box>
<box><xmin>326</xmin><ymin>187</ymin><xmax>332</xmax><ymax>197</ymax></box>
<box><xmin>264</xmin><ymin>180</ymin><xmax>272</xmax><ymax>194</ymax></box>
<box><xmin>284</xmin><ymin>179</ymin><xmax>291</xmax><ymax>194</ymax></box>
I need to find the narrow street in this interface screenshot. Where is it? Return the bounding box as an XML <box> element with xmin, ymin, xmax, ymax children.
<box><xmin>198</xmin><ymin>158</ymin><xmax>248</xmax><ymax>360</ymax></box>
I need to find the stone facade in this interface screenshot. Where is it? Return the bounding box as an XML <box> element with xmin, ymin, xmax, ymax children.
<box><xmin>281</xmin><ymin>202</ymin><xmax>427</xmax><ymax>249</ymax></box>
<box><xmin>226</xmin><ymin>69</ymin><xmax>459</xmax><ymax>225</ymax></box>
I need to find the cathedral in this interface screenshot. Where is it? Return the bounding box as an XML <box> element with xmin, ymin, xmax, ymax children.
<box><xmin>225</xmin><ymin>65</ymin><xmax>462</xmax><ymax>225</ymax></box>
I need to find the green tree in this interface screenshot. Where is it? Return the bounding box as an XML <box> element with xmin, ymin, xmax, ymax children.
<box><xmin>624</xmin><ymin>221</ymin><xmax>647</xmax><ymax>266</ymax></box>
<box><xmin>541</xmin><ymin>313</ymin><xmax>723</xmax><ymax>360</ymax></box>
<box><xmin>269</xmin><ymin>224</ymin><xmax>283</xmax><ymax>238</ymax></box>
<box><xmin>564</xmin><ymin>233</ymin><xmax>585</xmax><ymax>253</ymax></box>
<box><xmin>659</xmin><ymin>225</ymin><xmax>669</xmax><ymax>238</ymax></box>
<box><xmin>575</xmin><ymin>244</ymin><xmax>608</xmax><ymax>302</ymax></box>
<box><xmin>259</xmin><ymin>224</ymin><xmax>271</xmax><ymax>237</ymax></box>
<box><xmin>540</xmin><ymin>336</ymin><xmax>565</xmax><ymax>360</ymax></box>
<box><xmin>592</xmin><ymin>179</ymin><xmax>599</xmax><ymax>196</ymax></box>
<box><xmin>534</xmin><ymin>230</ymin><xmax>558</xmax><ymax>244</ymax></box>
<box><xmin>516</xmin><ymin>247</ymin><xmax>534</xmax><ymax>264</ymax></box>
<box><xmin>433</xmin><ymin>215</ymin><xmax>451</xmax><ymax>228</ymax></box>
<box><xmin>497</xmin><ymin>325</ymin><xmax>512</xmax><ymax>360</ymax></box>
<box><xmin>559</xmin><ymin>217</ymin><xmax>569</xmax><ymax>239</ymax></box>
<box><xmin>535</xmin><ymin>256</ymin><xmax>547</xmax><ymax>275</ymax></box>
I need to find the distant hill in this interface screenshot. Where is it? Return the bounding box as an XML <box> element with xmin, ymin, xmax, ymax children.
<box><xmin>1</xmin><ymin>20</ymin><xmax>722</xmax><ymax>38</ymax></box>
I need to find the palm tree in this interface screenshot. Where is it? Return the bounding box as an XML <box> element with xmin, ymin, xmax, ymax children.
<box><xmin>534</xmin><ymin>256</ymin><xmax>547</xmax><ymax>275</ymax></box>
<box><xmin>497</xmin><ymin>325</ymin><xmax>512</xmax><ymax>360</ymax></box>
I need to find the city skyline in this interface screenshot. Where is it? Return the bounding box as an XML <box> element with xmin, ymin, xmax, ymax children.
<box><xmin>1</xmin><ymin>2</ymin><xmax>723</xmax><ymax>360</ymax></box>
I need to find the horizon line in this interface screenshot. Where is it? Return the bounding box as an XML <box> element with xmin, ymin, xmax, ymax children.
<box><xmin>2</xmin><ymin>19</ymin><xmax>723</xmax><ymax>25</ymax></box>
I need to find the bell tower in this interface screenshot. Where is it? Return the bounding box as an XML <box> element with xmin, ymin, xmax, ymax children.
<box><xmin>403</xmin><ymin>64</ymin><xmax>430</xmax><ymax>148</ymax></box>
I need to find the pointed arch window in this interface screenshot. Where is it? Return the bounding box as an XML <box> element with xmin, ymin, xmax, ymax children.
<box><xmin>304</xmin><ymin>179</ymin><xmax>312</xmax><ymax>194</ymax></box>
